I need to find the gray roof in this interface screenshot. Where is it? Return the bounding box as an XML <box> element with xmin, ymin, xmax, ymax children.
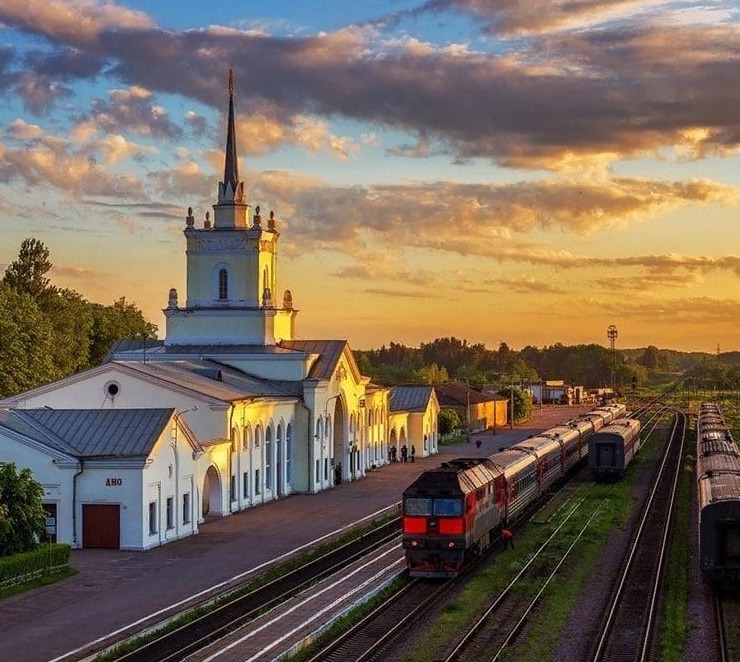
<box><xmin>389</xmin><ymin>386</ymin><xmax>434</xmax><ymax>413</ymax></box>
<box><xmin>0</xmin><ymin>409</ymin><xmax>176</xmax><ymax>458</ymax></box>
<box><xmin>107</xmin><ymin>340</ymin><xmax>301</xmax><ymax>362</ymax></box>
<box><xmin>280</xmin><ymin>340</ymin><xmax>349</xmax><ymax>380</ymax></box>
<box><xmin>0</xmin><ymin>409</ymin><xmax>77</xmax><ymax>456</ymax></box>
<box><xmin>117</xmin><ymin>360</ymin><xmax>303</xmax><ymax>400</ymax></box>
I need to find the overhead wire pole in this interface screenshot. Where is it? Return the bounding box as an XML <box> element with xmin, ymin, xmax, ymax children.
<box><xmin>608</xmin><ymin>325</ymin><xmax>618</xmax><ymax>395</ymax></box>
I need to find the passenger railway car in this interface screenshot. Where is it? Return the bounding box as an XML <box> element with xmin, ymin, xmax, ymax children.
<box><xmin>588</xmin><ymin>418</ymin><xmax>642</xmax><ymax>480</ymax></box>
<box><xmin>697</xmin><ymin>403</ymin><xmax>740</xmax><ymax>583</ymax></box>
<box><xmin>402</xmin><ymin>403</ymin><xmax>626</xmax><ymax>577</ymax></box>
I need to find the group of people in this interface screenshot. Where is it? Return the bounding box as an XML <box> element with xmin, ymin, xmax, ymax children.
<box><xmin>388</xmin><ymin>444</ymin><xmax>415</xmax><ymax>463</ymax></box>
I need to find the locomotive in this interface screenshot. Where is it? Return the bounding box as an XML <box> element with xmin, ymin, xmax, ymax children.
<box><xmin>402</xmin><ymin>403</ymin><xmax>626</xmax><ymax>577</ymax></box>
<box><xmin>588</xmin><ymin>418</ymin><xmax>642</xmax><ymax>480</ymax></box>
<box><xmin>696</xmin><ymin>402</ymin><xmax>740</xmax><ymax>583</ymax></box>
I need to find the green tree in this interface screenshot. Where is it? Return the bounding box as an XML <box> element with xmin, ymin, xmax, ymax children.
<box><xmin>0</xmin><ymin>284</ymin><xmax>58</xmax><ymax>398</ymax></box>
<box><xmin>499</xmin><ymin>386</ymin><xmax>532</xmax><ymax>423</ymax></box>
<box><xmin>438</xmin><ymin>408</ymin><xmax>463</xmax><ymax>435</ymax></box>
<box><xmin>88</xmin><ymin>297</ymin><xmax>158</xmax><ymax>366</ymax></box>
<box><xmin>0</xmin><ymin>463</ymin><xmax>46</xmax><ymax>556</ymax></box>
<box><xmin>42</xmin><ymin>288</ymin><xmax>94</xmax><ymax>376</ymax></box>
<box><xmin>410</xmin><ymin>363</ymin><xmax>449</xmax><ymax>385</ymax></box>
<box><xmin>2</xmin><ymin>238</ymin><xmax>53</xmax><ymax>299</ymax></box>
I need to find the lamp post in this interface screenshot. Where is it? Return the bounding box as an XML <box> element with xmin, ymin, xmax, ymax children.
<box><xmin>607</xmin><ymin>325</ymin><xmax>618</xmax><ymax>394</ymax></box>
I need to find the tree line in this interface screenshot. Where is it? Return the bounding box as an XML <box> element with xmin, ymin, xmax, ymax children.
<box><xmin>0</xmin><ymin>238</ymin><xmax>157</xmax><ymax>399</ymax></box>
<box><xmin>355</xmin><ymin>336</ymin><xmax>737</xmax><ymax>391</ymax></box>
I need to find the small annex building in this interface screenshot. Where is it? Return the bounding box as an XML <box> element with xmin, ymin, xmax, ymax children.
<box><xmin>0</xmin><ymin>408</ymin><xmax>201</xmax><ymax>550</ymax></box>
<box><xmin>388</xmin><ymin>386</ymin><xmax>439</xmax><ymax>461</ymax></box>
<box><xmin>0</xmin><ymin>72</ymin><xmax>439</xmax><ymax>550</ymax></box>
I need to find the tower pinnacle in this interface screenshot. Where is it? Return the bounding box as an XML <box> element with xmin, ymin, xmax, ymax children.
<box><xmin>223</xmin><ymin>68</ymin><xmax>239</xmax><ymax>193</ymax></box>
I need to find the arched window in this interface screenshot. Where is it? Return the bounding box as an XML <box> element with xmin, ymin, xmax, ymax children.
<box><xmin>286</xmin><ymin>424</ymin><xmax>293</xmax><ymax>484</ymax></box>
<box><xmin>243</xmin><ymin>425</ymin><xmax>252</xmax><ymax>451</ymax></box>
<box><xmin>255</xmin><ymin>424</ymin><xmax>263</xmax><ymax>448</ymax></box>
<box><xmin>218</xmin><ymin>268</ymin><xmax>228</xmax><ymax>300</ymax></box>
<box><xmin>316</xmin><ymin>419</ymin><xmax>323</xmax><ymax>440</ymax></box>
<box><xmin>325</xmin><ymin>415</ymin><xmax>331</xmax><ymax>439</ymax></box>
<box><xmin>265</xmin><ymin>427</ymin><xmax>273</xmax><ymax>490</ymax></box>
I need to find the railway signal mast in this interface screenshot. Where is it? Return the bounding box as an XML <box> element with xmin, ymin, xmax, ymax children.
<box><xmin>607</xmin><ymin>325</ymin><xmax>618</xmax><ymax>394</ymax></box>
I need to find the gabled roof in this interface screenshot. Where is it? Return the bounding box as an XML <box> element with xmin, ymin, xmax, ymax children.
<box><xmin>1</xmin><ymin>409</ymin><xmax>177</xmax><ymax>458</ymax></box>
<box><xmin>389</xmin><ymin>385</ymin><xmax>434</xmax><ymax>413</ymax></box>
<box><xmin>280</xmin><ymin>340</ymin><xmax>354</xmax><ymax>381</ymax></box>
<box><xmin>0</xmin><ymin>409</ymin><xmax>78</xmax><ymax>456</ymax></box>
<box><xmin>434</xmin><ymin>382</ymin><xmax>499</xmax><ymax>407</ymax></box>
<box><xmin>107</xmin><ymin>339</ymin><xmax>301</xmax><ymax>362</ymax></box>
<box><xmin>117</xmin><ymin>360</ymin><xmax>303</xmax><ymax>401</ymax></box>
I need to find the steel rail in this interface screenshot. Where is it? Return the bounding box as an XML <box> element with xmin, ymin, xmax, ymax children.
<box><xmin>590</xmin><ymin>412</ymin><xmax>684</xmax><ymax>662</ymax></box>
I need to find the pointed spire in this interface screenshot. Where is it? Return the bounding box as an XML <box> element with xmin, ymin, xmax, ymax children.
<box><xmin>223</xmin><ymin>68</ymin><xmax>239</xmax><ymax>190</ymax></box>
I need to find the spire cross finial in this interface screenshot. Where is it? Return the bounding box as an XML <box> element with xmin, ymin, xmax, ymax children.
<box><xmin>228</xmin><ymin>68</ymin><xmax>234</xmax><ymax>97</ymax></box>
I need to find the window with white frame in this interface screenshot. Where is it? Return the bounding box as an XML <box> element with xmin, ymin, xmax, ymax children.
<box><xmin>266</xmin><ymin>427</ymin><xmax>273</xmax><ymax>490</ymax></box>
<box><xmin>183</xmin><ymin>493</ymin><xmax>191</xmax><ymax>524</ymax></box>
<box><xmin>166</xmin><ymin>497</ymin><xmax>174</xmax><ymax>530</ymax></box>
<box><xmin>148</xmin><ymin>501</ymin><xmax>157</xmax><ymax>535</ymax></box>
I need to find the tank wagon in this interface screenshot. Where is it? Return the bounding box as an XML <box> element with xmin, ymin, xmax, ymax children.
<box><xmin>588</xmin><ymin>418</ymin><xmax>642</xmax><ymax>480</ymax></box>
<box><xmin>402</xmin><ymin>403</ymin><xmax>626</xmax><ymax>577</ymax></box>
<box><xmin>697</xmin><ymin>403</ymin><xmax>740</xmax><ymax>583</ymax></box>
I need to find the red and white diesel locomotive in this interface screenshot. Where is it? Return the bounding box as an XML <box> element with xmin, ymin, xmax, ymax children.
<box><xmin>402</xmin><ymin>404</ymin><xmax>626</xmax><ymax>577</ymax></box>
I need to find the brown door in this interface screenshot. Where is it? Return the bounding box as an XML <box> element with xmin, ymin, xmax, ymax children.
<box><xmin>82</xmin><ymin>504</ymin><xmax>120</xmax><ymax>549</ymax></box>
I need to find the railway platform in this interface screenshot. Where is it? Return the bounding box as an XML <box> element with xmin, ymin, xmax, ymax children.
<box><xmin>0</xmin><ymin>405</ymin><xmax>590</xmax><ymax>662</ymax></box>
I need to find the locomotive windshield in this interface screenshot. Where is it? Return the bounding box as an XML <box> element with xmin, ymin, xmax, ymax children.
<box><xmin>433</xmin><ymin>498</ymin><xmax>463</xmax><ymax>516</ymax></box>
<box><xmin>405</xmin><ymin>498</ymin><xmax>432</xmax><ymax>515</ymax></box>
<box><xmin>404</xmin><ymin>497</ymin><xmax>463</xmax><ymax>516</ymax></box>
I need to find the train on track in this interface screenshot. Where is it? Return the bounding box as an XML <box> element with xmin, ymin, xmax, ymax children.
<box><xmin>402</xmin><ymin>403</ymin><xmax>627</xmax><ymax>578</ymax></box>
<box><xmin>697</xmin><ymin>402</ymin><xmax>740</xmax><ymax>583</ymax></box>
<box><xmin>588</xmin><ymin>417</ymin><xmax>642</xmax><ymax>480</ymax></box>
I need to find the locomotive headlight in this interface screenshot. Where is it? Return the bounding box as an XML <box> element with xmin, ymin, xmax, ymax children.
<box><xmin>411</xmin><ymin>540</ymin><xmax>418</xmax><ymax>547</ymax></box>
<box><xmin>446</xmin><ymin>541</ymin><xmax>455</xmax><ymax>548</ymax></box>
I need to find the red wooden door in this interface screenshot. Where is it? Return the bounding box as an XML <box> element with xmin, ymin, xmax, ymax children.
<box><xmin>82</xmin><ymin>504</ymin><xmax>120</xmax><ymax>549</ymax></box>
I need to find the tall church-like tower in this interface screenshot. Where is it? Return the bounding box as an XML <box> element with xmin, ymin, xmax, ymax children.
<box><xmin>164</xmin><ymin>70</ymin><xmax>297</xmax><ymax>346</ymax></box>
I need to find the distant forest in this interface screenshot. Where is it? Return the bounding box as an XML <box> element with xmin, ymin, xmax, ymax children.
<box><xmin>355</xmin><ymin>337</ymin><xmax>740</xmax><ymax>391</ymax></box>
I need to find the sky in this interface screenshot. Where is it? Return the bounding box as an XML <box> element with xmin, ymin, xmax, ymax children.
<box><xmin>0</xmin><ymin>0</ymin><xmax>738</xmax><ymax>354</ymax></box>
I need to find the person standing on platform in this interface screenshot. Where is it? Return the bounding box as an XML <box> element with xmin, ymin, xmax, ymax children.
<box><xmin>401</xmin><ymin>444</ymin><xmax>408</xmax><ymax>462</ymax></box>
<box><xmin>410</xmin><ymin>445</ymin><xmax>416</xmax><ymax>462</ymax></box>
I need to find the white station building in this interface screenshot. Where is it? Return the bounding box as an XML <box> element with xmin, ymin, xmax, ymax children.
<box><xmin>0</xmin><ymin>73</ymin><xmax>439</xmax><ymax>551</ymax></box>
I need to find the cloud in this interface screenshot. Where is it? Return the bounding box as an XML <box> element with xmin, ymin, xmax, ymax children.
<box><xmin>0</xmin><ymin>0</ymin><xmax>153</xmax><ymax>48</ymax></box>
<box><xmin>15</xmin><ymin>72</ymin><xmax>73</xmax><ymax>114</ymax></box>
<box><xmin>0</xmin><ymin>134</ymin><xmax>143</xmax><ymax>198</ymax></box>
<box><xmin>234</xmin><ymin>110</ymin><xmax>356</xmax><ymax>158</ymax></box>
<box><xmin>6</xmin><ymin>119</ymin><xmax>44</xmax><ymax>141</ymax></box>
<box><xmin>1</xmin><ymin>5</ymin><xmax>738</xmax><ymax>170</ymax></box>
<box><xmin>51</xmin><ymin>263</ymin><xmax>104</xmax><ymax>279</ymax></box>
<box><xmin>420</xmin><ymin>0</ymin><xmax>661</xmax><ymax>36</ymax></box>
<box><xmin>74</xmin><ymin>86</ymin><xmax>183</xmax><ymax>140</ymax></box>
<box><xmin>252</xmin><ymin>171</ymin><xmax>737</xmax><ymax>253</ymax></box>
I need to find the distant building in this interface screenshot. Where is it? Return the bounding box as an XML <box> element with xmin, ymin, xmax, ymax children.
<box><xmin>0</xmin><ymin>72</ymin><xmax>438</xmax><ymax>550</ymax></box>
<box><xmin>434</xmin><ymin>382</ymin><xmax>506</xmax><ymax>432</ymax></box>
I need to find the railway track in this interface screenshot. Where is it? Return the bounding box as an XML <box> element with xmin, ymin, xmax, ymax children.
<box><xmin>441</xmin><ymin>495</ymin><xmax>603</xmax><ymax>661</ymax></box>
<box><xmin>302</xmin><ymin>577</ymin><xmax>453</xmax><ymax>662</ymax></box>
<box><xmin>714</xmin><ymin>592</ymin><xmax>730</xmax><ymax>662</ymax></box>
<box><xmin>109</xmin><ymin>517</ymin><xmax>400</xmax><ymax>661</ymax></box>
<box><xmin>589</xmin><ymin>411</ymin><xmax>686</xmax><ymax>662</ymax></box>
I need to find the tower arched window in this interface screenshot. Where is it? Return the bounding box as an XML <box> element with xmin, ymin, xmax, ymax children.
<box><xmin>218</xmin><ymin>268</ymin><xmax>228</xmax><ymax>300</ymax></box>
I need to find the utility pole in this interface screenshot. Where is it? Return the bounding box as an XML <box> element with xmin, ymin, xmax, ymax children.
<box><xmin>607</xmin><ymin>325</ymin><xmax>618</xmax><ymax>394</ymax></box>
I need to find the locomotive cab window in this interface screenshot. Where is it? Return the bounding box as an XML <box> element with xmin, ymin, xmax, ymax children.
<box><xmin>433</xmin><ymin>498</ymin><xmax>462</xmax><ymax>516</ymax></box>
<box><xmin>405</xmin><ymin>498</ymin><xmax>432</xmax><ymax>515</ymax></box>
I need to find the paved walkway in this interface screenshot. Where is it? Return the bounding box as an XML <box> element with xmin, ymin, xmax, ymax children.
<box><xmin>0</xmin><ymin>405</ymin><xmax>591</xmax><ymax>662</ymax></box>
